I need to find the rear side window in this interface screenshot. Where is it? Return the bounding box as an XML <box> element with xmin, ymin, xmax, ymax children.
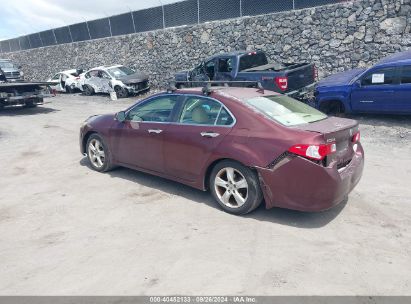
<box><xmin>217</xmin><ymin>58</ymin><xmax>233</xmax><ymax>73</ymax></box>
<box><xmin>400</xmin><ymin>66</ymin><xmax>411</xmax><ymax>84</ymax></box>
<box><xmin>244</xmin><ymin>95</ymin><xmax>326</xmax><ymax>127</ymax></box>
<box><xmin>361</xmin><ymin>67</ymin><xmax>396</xmax><ymax>86</ymax></box>
<box><xmin>179</xmin><ymin>97</ymin><xmax>234</xmax><ymax>126</ymax></box>
<box><xmin>239</xmin><ymin>52</ymin><xmax>268</xmax><ymax>71</ymax></box>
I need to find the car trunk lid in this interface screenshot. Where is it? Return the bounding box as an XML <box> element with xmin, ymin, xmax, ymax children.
<box><xmin>293</xmin><ymin>117</ymin><xmax>359</xmax><ymax>167</ymax></box>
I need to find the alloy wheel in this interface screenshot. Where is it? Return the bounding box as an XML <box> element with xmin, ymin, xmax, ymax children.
<box><xmin>88</xmin><ymin>138</ymin><xmax>105</xmax><ymax>168</ymax></box>
<box><xmin>214</xmin><ymin>167</ymin><xmax>249</xmax><ymax>208</ymax></box>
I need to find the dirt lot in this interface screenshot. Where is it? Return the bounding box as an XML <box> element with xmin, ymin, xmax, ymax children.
<box><xmin>0</xmin><ymin>93</ymin><xmax>410</xmax><ymax>295</ymax></box>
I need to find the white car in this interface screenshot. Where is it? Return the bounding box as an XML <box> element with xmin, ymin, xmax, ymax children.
<box><xmin>80</xmin><ymin>65</ymin><xmax>149</xmax><ymax>98</ymax></box>
<box><xmin>47</xmin><ymin>69</ymin><xmax>83</xmax><ymax>93</ymax></box>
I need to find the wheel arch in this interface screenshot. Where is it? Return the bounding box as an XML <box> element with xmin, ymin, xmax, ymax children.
<box><xmin>81</xmin><ymin>131</ymin><xmax>97</xmax><ymax>154</ymax></box>
<box><xmin>202</xmin><ymin>157</ymin><xmax>258</xmax><ymax>191</ymax></box>
<box><xmin>318</xmin><ymin>99</ymin><xmax>346</xmax><ymax>114</ymax></box>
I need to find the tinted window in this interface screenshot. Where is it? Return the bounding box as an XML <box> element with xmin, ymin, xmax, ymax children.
<box><xmin>361</xmin><ymin>67</ymin><xmax>396</xmax><ymax>86</ymax></box>
<box><xmin>127</xmin><ymin>96</ymin><xmax>178</xmax><ymax>122</ymax></box>
<box><xmin>180</xmin><ymin>97</ymin><xmax>222</xmax><ymax>125</ymax></box>
<box><xmin>239</xmin><ymin>52</ymin><xmax>268</xmax><ymax>71</ymax></box>
<box><xmin>204</xmin><ymin>60</ymin><xmax>215</xmax><ymax>79</ymax></box>
<box><xmin>400</xmin><ymin>66</ymin><xmax>411</xmax><ymax>84</ymax></box>
<box><xmin>218</xmin><ymin>58</ymin><xmax>233</xmax><ymax>73</ymax></box>
<box><xmin>244</xmin><ymin>95</ymin><xmax>327</xmax><ymax>127</ymax></box>
<box><xmin>216</xmin><ymin>107</ymin><xmax>234</xmax><ymax>126</ymax></box>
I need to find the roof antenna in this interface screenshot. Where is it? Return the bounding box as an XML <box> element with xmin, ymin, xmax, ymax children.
<box><xmin>257</xmin><ymin>81</ymin><xmax>264</xmax><ymax>93</ymax></box>
<box><xmin>202</xmin><ymin>82</ymin><xmax>212</xmax><ymax>96</ymax></box>
<box><xmin>167</xmin><ymin>82</ymin><xmax>177</xmax><ymax>93</ymax></box>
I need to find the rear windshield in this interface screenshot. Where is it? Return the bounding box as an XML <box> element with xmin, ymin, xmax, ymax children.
<box><xmin>239</xmin><ymin>53</ymin><xmax>268</xmax><ymax>71</ymax></box>
<box><xmin>244</xmin><ymin>95</ymin><xmax>327</xmax><ymax>126</ymax></box>
<box><xmin>108</xmin><ymin>66</ymin><xmax>135</xmax><ymax>78</ymax></box>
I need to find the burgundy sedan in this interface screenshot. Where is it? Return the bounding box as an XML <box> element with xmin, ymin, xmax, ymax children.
<box><xmin>80</xmin><ymin>87</ymin><xmax>364</xmax><ymax>215</ymax></box>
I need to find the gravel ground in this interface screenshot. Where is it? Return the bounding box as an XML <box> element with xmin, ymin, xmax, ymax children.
<box><xmin>0</xmin><ymin>93</ymin><xmax>410</xmax><ymax>295</ymax></box>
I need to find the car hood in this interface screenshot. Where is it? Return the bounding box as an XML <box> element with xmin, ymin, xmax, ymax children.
<box><xmin>116</xmin><ymin>71</ymin><xmax>148</xmax><ymax>84</ymax></box>
<box><xmin>1</xmin><ymin>67</ymin><xmax>19</xmax><ymax>73</ymax></box>
<box><xmin>317</xmin><ymin>68</ymin><xmax>366</xmax><ymax>87</ymax></box>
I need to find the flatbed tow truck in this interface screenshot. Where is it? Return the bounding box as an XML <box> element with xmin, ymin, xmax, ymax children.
<box><xmin>0</xmin><ymin>82</ymin><xmax>53</xmax><ymax>110</ymax></box>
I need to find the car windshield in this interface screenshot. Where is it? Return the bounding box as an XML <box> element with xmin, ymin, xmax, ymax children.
<box><xmin>107</xmin><ymin>66</ymin><xmax>135</xmax><ymax>78</ymax></box>
<box><xmin>0</xmin><ymin>62</ymin><xmax>15</xmax><ymax>69</ymax></box>
<box><xmin>244</xmin><ymin>95</ymin><xmax>327</xmax><ymax>126</ymax></box>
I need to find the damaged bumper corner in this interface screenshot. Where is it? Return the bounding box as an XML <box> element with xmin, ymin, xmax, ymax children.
<box><xmin>256</xmin><ymin>145</ymin><xmax>364</xmax><ymax>212</ymax></box>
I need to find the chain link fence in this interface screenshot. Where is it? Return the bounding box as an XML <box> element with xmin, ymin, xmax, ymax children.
<box><xmin>0</xmin><ymin>0</ymin><xmax>352</xmax><ymax>53</ymax></box>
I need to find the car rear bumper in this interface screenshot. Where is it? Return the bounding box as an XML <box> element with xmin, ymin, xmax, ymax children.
<box><xmin>256</xmin><ymin>144</ymin><xmax>364</xmax><ymax>212</ymax></box>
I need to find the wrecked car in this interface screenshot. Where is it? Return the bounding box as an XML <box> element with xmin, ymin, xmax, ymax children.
<box><xmin>175</xmin><ymin>51</ymin><xmax>316</xmax><ymax>100</ymax></box>
<box><xmin>80</xmin><ymin>65</ymin><xmax>149</xmax><ymax>98</ymax></box>
<box><xmin>0</xmin><ymin>59</ymin><xmax>24</xmax><ymax>81</ymax></box>
<box><xmin>80</xmin><ymin>85</ymin><xmax>364</xmax><ymax>215</ymax></box>
<box><xmin>47</xmin><ymin>69</ymin><xmax>83</xmax><ymax>93</ymax></box>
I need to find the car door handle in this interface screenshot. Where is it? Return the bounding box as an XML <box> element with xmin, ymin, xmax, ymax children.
<box><xmin>201</xmin><ymin>132</ymin><xmax>220</xmax><ymax>138</ymax></box>
<box><xmin>148</xmin><ymin>129</ymin><xmax>163</xmax><ymax>134</ymax></box>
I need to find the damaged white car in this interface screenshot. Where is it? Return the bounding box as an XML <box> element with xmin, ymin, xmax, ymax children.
<box><xmin>80</xmin><ymin>65</ymin><xmax>149</xmax><ymax>98</ymax></box>
<box><xmin>47</xmin><ymin>69</ymin><xmax>83</xmax><ymax>93</ymax></box>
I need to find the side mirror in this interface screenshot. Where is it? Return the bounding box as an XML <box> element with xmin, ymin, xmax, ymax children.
<box><xmin>354</xmin><ymin>79</ymin><xmax>362</xmax><ymax>87</ymax></box>
<box><xmin>116</xmin><ymin>111</ymin><xmax>126</xmax><ymax>123</ymax></box>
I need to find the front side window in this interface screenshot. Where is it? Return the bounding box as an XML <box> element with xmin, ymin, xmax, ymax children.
<box><xmin>244</xmin><ymin>95</ymin><xmax>327</xmax><ymax>127</ymax></box>
<box><xmin>127</xmin><ymin>96</ymin><xmax>178</xmax><ymax>123</ymax></box>
<box><xmin>179</xmin><ymin>97</ymin><xmax>233</xmax><ymax>126</ymax></box>
<box><xmin>51</xmin><ymin>73</ymin><xmax>60</xmax><ymax>80</ymax></box>
<box><xmin>400</xmin><ymin>66</ymin><xmax>411</xmax><ymax>84</ymax></box>
<box><xmin>204</xmin><ymin>60</ymin><xmax>215</xmax><ymax>79</ymax></box>
<box><xmin>361</xmin><ymin>67</ymin><xmax>396</xmax><ymax>86</ymax></box>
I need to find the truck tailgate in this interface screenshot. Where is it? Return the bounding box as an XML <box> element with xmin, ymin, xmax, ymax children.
<box><xmin>286</xmin><ymin>63</ymin><xmax>315</xmax><ymax>92</ymax></box>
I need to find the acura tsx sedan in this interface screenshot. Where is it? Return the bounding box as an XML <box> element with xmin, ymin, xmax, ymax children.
<box><xmin>80</xmin><ymin>87</ymin><xmax>364</xmax><ymax>215</ymax></box>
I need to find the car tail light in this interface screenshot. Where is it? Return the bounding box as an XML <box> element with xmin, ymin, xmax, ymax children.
<box><xmin>275</xmin><ymin>76</ymin><xmax>288</xmax><ymax>91</ymax></box>
<box><xmin>352</xmin><ymin>131</ymin><xmax>360</xmax><ymax>143</ymax></box>
<box><xmin>289</xmin><ymin>143</ymin><xmax>336</xmax><ymax>160</ymax></box>
<box><xmin>75</xmin><ymin>76</ymin><xmax>80</xmax><ymax>80</ymax></box>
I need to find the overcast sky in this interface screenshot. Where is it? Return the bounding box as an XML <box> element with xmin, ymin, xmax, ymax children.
<box><xmin>0</xmin><ymin>0</ymin><xmax>185</xmax><ymax>41</ymax></box>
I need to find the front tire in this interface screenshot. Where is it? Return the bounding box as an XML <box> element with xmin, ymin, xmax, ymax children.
<box><xmin>114</xmin><ymin>86</ymin><xmax>128</xmax><ymax>98</ymax></box>
<box><xmin>209</xmin><ymin>160</ymin><xmax>263</xmax><ymax>215</ymax></box>
<box><xmin>86</xmin><ymin>134</ymin><xmax>113</xmax><ymax>172</ymax></box>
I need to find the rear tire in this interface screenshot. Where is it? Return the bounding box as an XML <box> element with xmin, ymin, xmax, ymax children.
<box><xmin>83</xmin><ymin>85</ymin><xmax>94</xmax><ymax>96</ymax></box>
<box><xmin>209</xmin><ymin>160</ymin><xmax>263</xmax><ymax>215</ymax></box>
<box><xmin>66</xmin><ymin>85</ymin><xmax>73</xmax><ymax>93</ymax></box>
<box><xmin>86</xmin><ymin>134</ymin><xmax>113</xmax><ymax>172</ymax></box>
<box><xmin>319</xmin><ymin>100</ymin><xmax>345</xmax><ymax>116</ymax></box>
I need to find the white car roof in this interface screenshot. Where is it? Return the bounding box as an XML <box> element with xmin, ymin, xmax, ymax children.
<box><xmin>89</xmin><ymin>65</ymin><xmax>124</xmax><ymax>72</ymax></box>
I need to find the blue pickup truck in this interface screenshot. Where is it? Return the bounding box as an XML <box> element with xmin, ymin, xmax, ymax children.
<box><xmin>315</xmin><ymin>50</ymin><xmax>411</xmax><ymax>115</ymax></box>
<box><xmin>175</xmin><ymin>51</ymin><xmax>316</xmax><ymax>99</ymax></box>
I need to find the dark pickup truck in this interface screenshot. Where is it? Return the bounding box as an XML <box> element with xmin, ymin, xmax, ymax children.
<box><xmin>175</xmin><ymin>51</ymin><xmax>317</xmax><ymax>99</ymax></box>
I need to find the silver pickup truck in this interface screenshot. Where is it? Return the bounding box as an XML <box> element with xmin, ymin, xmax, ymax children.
<box><xmin>0</xmin><ymin>59</ymin><xmax>23</xmax><ymax>81</ymax></box>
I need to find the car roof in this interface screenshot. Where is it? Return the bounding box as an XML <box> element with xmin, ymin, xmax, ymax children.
<box><xmin>91</xmin><ymin>64</ymin><xmax>123</xmax><ymax>71</ymax></box>
<box><xmin>173</xmin><ymin>86</ymin><xmax>281</xmax><ymax>100</ymax></box>
<box><xmin>205</xmin><ymin>50</ymin><xmax>262</xmax><ymax>61</ymax></box>
<box><xmin>61</xmin><ymin>69</ymin><xmax>78</xmax><ymax>74</ymax></box>
<box><xmin>377</xmin><ymin>49</ymin><xmax>411</xmax><ymax>66</ymax></box>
